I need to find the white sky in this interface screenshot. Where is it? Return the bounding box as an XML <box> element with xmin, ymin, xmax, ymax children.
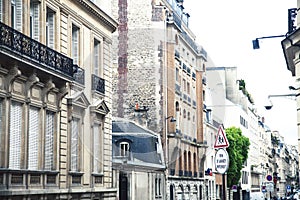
<box><xmin>184</xmin><ymin>0</ymin><xmax>298</xmax><ymax>145</ymax></box>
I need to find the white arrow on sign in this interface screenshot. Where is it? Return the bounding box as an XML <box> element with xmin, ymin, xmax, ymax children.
<box><xmin>214</xmin><ymin>125</ymin><xmax>229</xmax><ymax>149</ymax></box>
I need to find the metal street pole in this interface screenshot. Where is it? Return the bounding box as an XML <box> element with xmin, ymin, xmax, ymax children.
<box><xmin>222</xmin><ymin>173</ymin><xmax>226</xmax><ymax>200</ymax></box>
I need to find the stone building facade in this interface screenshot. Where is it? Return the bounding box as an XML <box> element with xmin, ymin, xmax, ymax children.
<box><xmin>111</xmin><ymin>0</ymin><xmax>208</xmax><ymax>199</ymax></box>
<box><xmin>0</xmin><ymin>0</ymin><xmax>117</xmax><ymax>199</ymax></box>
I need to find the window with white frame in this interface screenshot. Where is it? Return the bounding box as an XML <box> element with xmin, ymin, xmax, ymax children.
<box><xmin>11</xmin><ymin>0</ymin><xmax>22</xmax><ymax>32</ymax></box>
<box><xmin>71</xmin><ymin>117</ymin><xmax>80</xmax><ymax>171</ymax></box>
<box><xmin>120</xmin><ymin>142</ymin><xmax>129</xmax><ymax>157</ymax></box>
<box><xmin>93</xmin><ymin>39</ymin><xmax>101</xmax><ymax>75</ymax></box>
<box><xmin>46</xmin><ymin>7</ymin><xmax>55</xmax><ymax>49</ymax></box>
<box><xmin>72</xmin><ymin>24</ymin><xmax>80</xmax><ymax>65</ymax></box>
<box><xmin>9</xmin><ymin>101</ymin><xmax>22</xmax><ymax>169</ymax></box>
<box><xmin>28</xmin><ymin>106</ymin><xmax>39</xmax><ymax>170</ymax></box>
<box><xmin>155</xmin><ymin>177</ymin><xmax>162</xmax><ymax>197</ymax></box>
<box><xmin>30</xmin><ymin>1</ymin><xmax>40</xmax><ymax>41</ymax></box>
<box><xmin>93</xmin><ymin>123</ymin><xmax>103</xmax><ymax>173</ymax></box>
<box><xmin>45</xmin><ymin>110</ymin><xmax>55</xmax><ymax>171</ymax></box>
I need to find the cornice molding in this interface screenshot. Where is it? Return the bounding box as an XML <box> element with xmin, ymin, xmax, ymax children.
<box><xmin>75</xmin><ymin>0</ymin><xmax>118</xmax><ymax>33</ymax></box>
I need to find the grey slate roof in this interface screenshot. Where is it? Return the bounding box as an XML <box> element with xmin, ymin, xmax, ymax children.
<box><xmin>112</xmin><ymin>118</ymin><xmax>165</xmax><ymax>167</ymax></box>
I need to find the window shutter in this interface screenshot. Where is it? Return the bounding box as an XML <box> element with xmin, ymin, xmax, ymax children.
<box><xmin>72</xmin><ymin>26</ymin><xmax>79</xmax><ymax>65</ymax></box>
<box><xmin>94</xmin><ymin>40</ymin><xmax>99</xmax><ymax>75</ymax></box>
<box><xmin>15</xmin><ymin>0</ymin><xmax>22</xmax><ymax>32</ymax></box>
<box><xmin>45</xmin><ymin>111</ymin><xmax>54</xmax><ymax>170</ymax></box>
<box><xmin>32</xmin><ymin>2</ymin><xmax>39</xmax><ymax>41</ymax></box>
<box><xmin>9</xmin><ymin>102</ymin><xmax>22</xmax><ymax>169</ymax></box>
<box><xmin>28</xmin><ymin>107</ymin><xmax>39</xmax><ymax>170</ymax></box>
<box><xmin>0</xmin><ymin>0</ymin><xmax>3</xmax><ymax>22</ymax></box>
<box><xmin>93</xmin><ymin>125</ymin><xmax>99</xmax><ymax>172</ymax></box>
<box><xmin>71</xmin><ymin>118</ymin><xmax>79</xmax><ymax>171</ymax></box>
<box><xmin>47</xmin><ymin>10</ymin><xmax>55</xmax><ymax>49</ymax></box>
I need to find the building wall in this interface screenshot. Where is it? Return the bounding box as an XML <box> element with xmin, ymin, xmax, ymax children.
<box><xmin>0</xmin><ymin>0</ymin><xmax>117</xmax><ymax>199</ymax></box>
<box><xmin>111</xmin><ymin>0</ymin><xmax>166</xmax><ymax>132</ymax></box>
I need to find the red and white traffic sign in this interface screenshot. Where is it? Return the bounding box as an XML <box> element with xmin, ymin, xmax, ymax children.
<box><xmin>214</xmin><ymin>125</ymin><xmax>229</xmax><ymax>149</ymax></box>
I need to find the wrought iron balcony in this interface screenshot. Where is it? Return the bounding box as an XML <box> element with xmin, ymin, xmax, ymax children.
<box><xmin>92</xmin><ymin>74</ymin><xmax>105</xmax><ymax>94</ymax></box>
<box><xmin>73</xmin><ymin>64</ymin><xmax>85</xmax><ymax>85</ymax></box>
<box><xmin>0</xmin><ymin>21</ymin><xmax>74</xmax><ymax>80</ymax></box>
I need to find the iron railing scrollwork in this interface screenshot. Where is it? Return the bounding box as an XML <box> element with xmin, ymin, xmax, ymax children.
<box><xmin>0</xmin><ymin>21</ymin><xmax>73</xmax><ymax>78</ymax></box>
<box><xmin>73</xmin><ymin>64</ymin><xmax>85</xmax><ymax>85</ymax></box>
<box><xmin>92</xmin><ymin>74</ymin><xmax>105</xmax><ymax>94</ymax></box>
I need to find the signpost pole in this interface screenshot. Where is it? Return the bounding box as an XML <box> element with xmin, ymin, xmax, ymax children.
<box><xmin>214</xmin><ymin>126</ymin><xmax>230</xmax><ymax>200</ymax></box>
<box><xmin>222</xmin><ymin>173</ymin><xmax>226</xmax><ymax>200</ymax></box>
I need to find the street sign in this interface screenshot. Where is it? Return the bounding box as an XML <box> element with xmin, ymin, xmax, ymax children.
<box><xmin>232</xmin><ymin>185</ymin><xmax>237</xmax><ymax>192</ymax></box>
<box><xmin>266</xmin><ymin>183</ymin><xmax>274</xmax><ymax>192</ymax></box>
<box><xmin>262</xmin><ymin>186</ymin><xmax>266</xmax><ymax>193</ymax></box>
<box><xmin>215</xmin><ymin>148</ymin><xmax>229</xmax><ymax>174</ymax></box>
<box><xmin>287</xmin><ymin>185</ymin><xmax>291</xmax><ymax>193</ymax></box>
<box><xmin>266</xmin><ymin>175</ymin><xmax>272</xmax><ymax>181</ymax></box>
<box><xmin>214</xmin><ymin>125</ymin><xmax>229</xmax><ymax>149</ymax></box>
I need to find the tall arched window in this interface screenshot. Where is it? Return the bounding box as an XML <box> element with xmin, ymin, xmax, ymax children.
<box><xmin>188</xmin><ymin>151</ymin><xmax>191</xmax><ymax>176</ymax></box>
<box><xmin>193</xmin><ymin>153</ymin><xmax>197</xmax><ymax>177</ymax></box>
<box><xmin>184</xmin><ymin>151</ymin><xmax>187</xmax><ymax>176</ymax></box>
<box><xmin>178</xmin><ymin>149</ymin><xmax>182</xmax><ymax>176</ymax></box>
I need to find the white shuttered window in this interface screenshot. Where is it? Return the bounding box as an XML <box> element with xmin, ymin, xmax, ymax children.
<box><xmin>45</xmin><ymin>111</ymin><xmax>54</xmax><ymax>170</ymax></box>
<box><xmin>30</xmin><ymin>1</ymin><xmax>40</xmax><ymax>41</ymax></box>
<box><xmin>11</xmin><ymin>0</ymin><xmax>22</xmax><ymax>32</ymax></box>
<box><xmin>93</xmin><ymin>124</ymin><xmax>101</xmax><ymax>173</ymax></box>
<box><xmin>93</xmin><ymin>39</ymin><xmax>100</xmax><ymax>75</ymax></box>
<box><xmin>0</xmin><ymin>0</ymin><xmax>3</xmax><ymax>22</ymax></box>
<box><xmin>46</xmin><ymin>8</ymin><xmax>55</xmax><ymax>49</ymax></box>
<box><xmin>71</xmin><ymin>118</ymin><xmax>79</xmax><ymax>171</ymax></box>
<box><xmin>72</xmin><ymin>25</ymin><xmax>79</xmax><ymax>65</ymax></box>
<box><xmin>28</xmin><ymin>107</ymin><xmax>39</xmax><ymax>170</ymax></box>
<box><xmin>9</xmin><ymin>102</ymin><xmax>22</xmax><ymax>169</ymax></box>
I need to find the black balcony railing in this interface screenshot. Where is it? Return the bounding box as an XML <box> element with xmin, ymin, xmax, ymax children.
<box><xmin>92</xmin><ymin>74</ymin><xmax>105</xmax><ymax>94</ymax></box>
<box><xmin>0</xmin><ymin>21</ymin><xmax>73</xmax><ymax>79</ymax></box>
<box><xmin>73</xmin><ymin>64</ymin><xmax>85</xmax><ymax>85</ymax></box>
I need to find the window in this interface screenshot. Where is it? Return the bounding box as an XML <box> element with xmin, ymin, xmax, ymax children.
<box><xmin>30</xmin><ymin>1</ymin><xmax>40</xmax><ymax>41</ymax></box>
<box><xmin>0</xmin><ymin>0</ymin><xmax>3</xmax><ymax>22</ymax></box>
<box><xmin>9</xmin><ymin>101</ymin><xmax>22</xmax><ymax>169</ymax></box>
<box><xmin>11</xmin><ymin>0</ymin><xmax>22</xmax><ymax>32</ymax></box>
<box><xmin>175</xmin><ymin>68</ymin><xmax>179</xmax><ymax>82</ymax></box>
<box><xmin>46</xmin><ymin>8</ymin><xmax>55</xmax><ymax>49</ymax></box>
<box><xmin>45</xmin><ymin>111</ymin><xmax>55</xmax><ymax>171</ymax></box>
<box><xmin>72</xmin><ymin>24</ymin><xmax>80</xmax><ymax>65</ymax></box>
<box><xmin>155</xmin><ymin>177</ymin><xmax>162</xmax><ymax>197</ymax></box>
<box><xmin>183</xmin><ymin>79</ymin><xmax>186</xmax><ymax>92</ymax></box>
<box><xmin>120</xmin><ymin>142</ymin><xmax>129</xmax><ymax>157</ymax></box>
<box><xmin>93</xmin><ymin>123</ymin><xmax>102</xmax><ymax>173</ymax></box>
<box><xmin>28</xmin><ymin>107</ymin><xmax>39</xmax><ymax>170</ymax></box>
<box><xmin>187</xmin><ymin>82</ymin><xmax>190</xmax><ymax>95</ymax></box>
<box><xmin>71</xmin><ymin>118</ymin><xmax>80</xmax><ymax>171</ymax></box>
<box><xmin>93</xmin><ymin>39</ymin><xmax>101</xmax><ymax>75</ymax></box>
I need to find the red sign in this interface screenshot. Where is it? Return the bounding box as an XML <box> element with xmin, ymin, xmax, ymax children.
<box><xmin>214</xmin><ymin>125</ymin><xmax>229</xmax><ymax>149</ymax></box>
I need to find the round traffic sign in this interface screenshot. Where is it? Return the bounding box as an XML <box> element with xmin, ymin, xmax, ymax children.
<box><xmin>215</xmin><ymin>148</ymin><xmax>229</xmax><ymax>174</ymax></box>
<box><xmin>266</xmin><ymin>175</ymin><xmax>272</xmax><ymax>181</ymax></box>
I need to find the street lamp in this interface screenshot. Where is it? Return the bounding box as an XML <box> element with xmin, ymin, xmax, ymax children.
<box><xmin>264</xmin><ymin>93</ymin><xmax>296</xmax><ymax>110</ymax></box>
<box><xmin>252</xmin><ymin>34</ymin><xmax>286</xmax><ymax>49</ymax></box>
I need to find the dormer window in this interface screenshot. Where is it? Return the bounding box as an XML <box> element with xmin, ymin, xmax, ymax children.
<box><xmin>120</xmin><ymin>142</ymin><xmax>130</xmax><ymax>157</ymax></box>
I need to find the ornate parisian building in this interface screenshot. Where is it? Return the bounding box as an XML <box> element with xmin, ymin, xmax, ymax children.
<box><xmin>0</xmin><ymin>0</ymin><xmax>117</xmax><ymax>199</ymax></box>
